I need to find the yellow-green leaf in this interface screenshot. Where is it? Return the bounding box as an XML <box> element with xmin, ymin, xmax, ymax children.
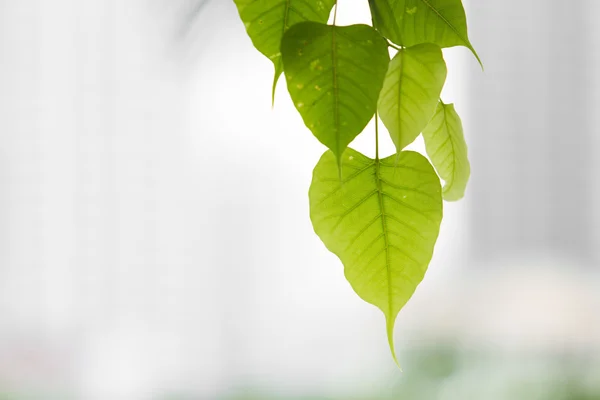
<box><xmin>368</xmin><ymin>0</ymin><xmax>481</xmax><ymax>66</ymax></box>
<box><xmin>281</xmin><ymin>22</ymin><xmax>390</xmax><ymax>165</ymax></box>
<box><xmin>378</xmin><ymin>44</ymin><xmax>447</xmax><ymax>152</ymax></box>
<box><xmin>423</xmin><ymin>101</ymin><xmax>470</xmax><ymax>201</ymax></box>
<box><xmin>309</xmin><ymin>148</ymin><xmax>443</xmax><ymax>365</ymax></box>
<box><xmin>233</xmin><ymin>0</ymin><xmax>336</xmax><ymax>100</ymax></box>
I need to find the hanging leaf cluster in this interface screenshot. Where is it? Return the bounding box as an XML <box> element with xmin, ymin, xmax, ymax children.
<box><xmin>234</xmin><ymin>0</ymin><xmax>478</xmax><ymax>366</ymax></box>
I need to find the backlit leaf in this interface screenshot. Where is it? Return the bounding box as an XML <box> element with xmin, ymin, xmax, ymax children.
<box><xmin>281</xmin><ymin>22</ymin><xmax>389</xmax><ymax>165</ymax></box>
<box><xmin>309</xmin><ymin>148</ymin><xmax>443</xmax><ymax>364</ymax></box>
<box><xmin>368</xmin><ymin>0</ymin><xmax>481</xmax><ymax>66</ymax></box>
<box><xmin>378</xmin><ymin>44</ymin><xmax>447</xmax><ymax>152</ymax></box>
<box><xmin>423</xmin><ymin>101</ymin><xmax>470</xmax><ymax>201</ymax></box>
<box><xmin>233</xmin><ymin>0</ymin><xmax>336</xmax><ymax>101</ymax></box>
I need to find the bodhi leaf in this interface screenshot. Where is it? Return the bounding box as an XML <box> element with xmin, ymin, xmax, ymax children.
<box><xmin>423</xmin><ymin>101</ymin><xmax>470</xmax><ymax>201</ymax></box>
<box><xmin>309</xmin><ymin>147</ymin><xmax>443</xmax><ymax>364</ymax></box>
<box><xmin>368</xmin><ymin>0</ymin><xmax>482</xmax><ymax>66</ymax></box>
<box><xmin>281</xmin><ymin>22</ymin><xmax>389</xmax><ymax>166</ymax></box>
<box><xmin>233</xmin><ymin>0</ymin><xmax>336</xmax><ymax>103</ymax></box>
<box><xmin>378</xmin><ymin>44</ymin><xmax>447</xmax><ymax>152</ymax></box>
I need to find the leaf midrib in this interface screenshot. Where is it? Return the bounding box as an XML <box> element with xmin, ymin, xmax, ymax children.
<box><xmin>386</xmin><ymin>0</ymin><xmax>405</xmax><ymax>45</ymax></box>
<box><xmin>440</xmin><ymin>104</ymin><xmax>458</xmax><ymax>192</ymax></box>
<box><xmin>330</xmin><ymin>26</ymin><xmax>341</xmax><ymax>156</ymax></box>
<box><xmin>283</xmin><ymin>0</ymin><xmax>291</xmax><ymax>30</ymax></box>
<box><xmin>395</xmin><ymin>50</ymin><xmax>405</xmax><ymax>147</ymax></box>
<box><xmin>374</xmin><ymin>160</ymin><xmax>393</xmax><ymax>318</ymax></box>
<box><xmin>440</xmin><ymin>103</ymin><xmax>456</xmax><ymax>192</ymax></box>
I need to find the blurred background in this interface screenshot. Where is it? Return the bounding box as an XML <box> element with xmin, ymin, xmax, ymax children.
<box><xmin>1</xmin><ymin>0</ymin><xmax>599</xmax><ymax>399</ymax></box>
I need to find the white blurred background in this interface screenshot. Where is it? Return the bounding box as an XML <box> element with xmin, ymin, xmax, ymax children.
<box><xmin>0</xmin><ymin>1</ymin><xmax>599</xmax><ymax>399</ymax></box>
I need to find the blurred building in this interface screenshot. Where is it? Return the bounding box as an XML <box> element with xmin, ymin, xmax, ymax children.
<box><xmin>0</xmin><ymin>0</ymin><xmax>228</xmax><ymax>398</ymax></box>
<box><xmin>467</xmin><ymin>0</ymin><xmax>600</xmax><ymax>266</ymax></box>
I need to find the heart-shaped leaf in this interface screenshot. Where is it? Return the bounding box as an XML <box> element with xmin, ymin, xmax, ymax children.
<box><xmin>233</xmin><ymin>0</ymin><xmax>336</xmax><ymax>102</ymax></box>
<box><xmin>282</xmin><ymin>22</ymin><xmax>389</xmax><ymax>166</ymax></box>
<box><xmin>423</xmin><ymin>101</ymin><xmax>470</xmax><ymax>201</ymax></box>
<box><xmin>309</xmin><ymin>147</ymin><xmax>443</xmax><ymax>364</ymax></box>
<box><xmin>368</xmin><ymin>0</ymin><xmax>481</xmax><ymax>66</ymax></box>
<box><xmin>378</xmin><ymin>44</ymin><xmax>447</xmax><ymax>152</ymax></box>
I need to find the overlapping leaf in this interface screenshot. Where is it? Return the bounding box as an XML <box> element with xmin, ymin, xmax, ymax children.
<box><xmin>233</xmin><ymin>0</ymin><xmax>336</xmax><ymax>101</ymax></box>
<box><xmin>378</xmin><ymin>44</ymin><xmax>447</xmax><ymax>152</ymax></box>
<box><xmin>310</xmin><ymin>148</ymin><xmax>443</xmax><ymax>364</ymax></box>
<box><xmin>423</xmin><ymin>102</ymin><xmax>470</xmax><ymax>201</ymax></box>
<box><xmin>368</xmin><ymin>0</ymin><xmax>481</xmax><ymax>66</ymax></box>
<box><xmin>281</xmin><ymin>22</ymin><xmax>389</xmax><ymax>165</ymax></box>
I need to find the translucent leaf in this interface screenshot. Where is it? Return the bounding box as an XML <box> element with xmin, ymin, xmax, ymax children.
<box><xmin>423</xmin><ymin>101</ymin><xmax>470</xmax><ymax>201</ymax></box>
<box><xmin>234</xmin><ymin>0</ymin><xmax>336</xmax><ymax>100</ymax></box>
<box><xmin>368</xmin><ymin>0</ymin><xmax>482</xmax><ymax>66</ymax></box>
<box><xmin>309</xmin><ymin>148</ymin><xmax>443</xmax><ymax>365</ymax></box>
<box><xmin>378</xmin><ymin>44</ymin><xmax>447</xmax><ymax>152</ymax></box>
<box><xmin>281</xmin><ymin>22</ymin><xmax>389</xmax><ymax>165</ymax></box>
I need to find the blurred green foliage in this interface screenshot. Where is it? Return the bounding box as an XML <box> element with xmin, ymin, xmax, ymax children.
<box><xmin>2</xmin><ymin>346</ymin><xmax>599</xmax><ymax>400</ymax></box>
<box><xmin>217</xmin><ymin>346</ymin><xmax>600</xmax><ymax>400</ymax></box>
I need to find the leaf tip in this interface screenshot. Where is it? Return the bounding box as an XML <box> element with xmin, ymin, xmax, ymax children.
<box><xmin>442</xmin><ymin>184</ymin><xmax>468</xmax><ymax>202</ymax></box>
<box><xmin>391</xmin><ymin>152</ymin><xmax>401</xmax><ymax>178</ymax></box>
<box><xmin>470</xmin><ymin>46</ymin><xmax>484</xmax><ymax>71</ymax></box>
<box><xmin>272</xmin><ymin>61</ymin><xmax>283</xmax><ymax>108</ymax></box>
<box><xmin>336</xmin><ymin>154</ymin><xmax>343</xmax><ymax>183</ymax></box>
<box><xmin>442</xmin><ymin>190</ymin><xmax>462</xmax><ymax>202</ymax></box>
<box><xmin>386</xmin><ymin>315</ymin><xmax>402</xmax><ymax>371</ymax></box>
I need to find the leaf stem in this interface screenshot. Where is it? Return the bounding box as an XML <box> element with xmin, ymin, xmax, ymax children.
<box><xmin>387</xmin><ymin>41</ymin><xmax>402</xmax><ymax>51</ymax></box>
<box><xmin>375</xmin><ymin>111</ymin><xmax>380</xmax><ymax>161</ymax></box>
<box><xmin>333</xmin><ymin>0</ymin><xmax>339</xmax><ymax>25</ymax></box>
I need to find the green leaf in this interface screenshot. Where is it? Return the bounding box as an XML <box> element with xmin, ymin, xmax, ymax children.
<box><xmin>378</xmin><ymin>44</ymin><xmax>447</xmax><ymax>152</ymax></box>
<box><xmin>309</xmin><ymin>148</ymin><xmax>443</xmax><ymax>365</ymax></box>
<box><xmin>281</xmin><ymin>22</ymin><xmax>390</xmax><ymax>165</ymax></box>
<box><xmin>368</xmin><ymin>0</ymin><xmax>482</xmax><ymax>66</ymax></box>
<box><xmin>233</xmin><ymin>0</ymin><xmax>336</xmax><ymax>100</ymax></box>
<box><xmin>423</xmin><ymin>101</ymin><xmax>470</xmax><ymax>201</ymax></box>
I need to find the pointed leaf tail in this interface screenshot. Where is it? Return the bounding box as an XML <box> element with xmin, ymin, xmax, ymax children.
<box><xmin>392</xmin><ymin>152</ymin><xmax>401</xmax><ymax>178</ymax></box>
<box><xmin>386</xmin><ymin>314</ymin><xmax>402</xmax><ymax>370</ymax></box>
<box><xmin>469</xmin><ymin>45</ymin><xmax>484</xmax><ymax>70</ymax></box>
<box><xmin>272</xmin><ymin>60</ymin><xmax>283</xmax><ymax>108</ymax></box>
